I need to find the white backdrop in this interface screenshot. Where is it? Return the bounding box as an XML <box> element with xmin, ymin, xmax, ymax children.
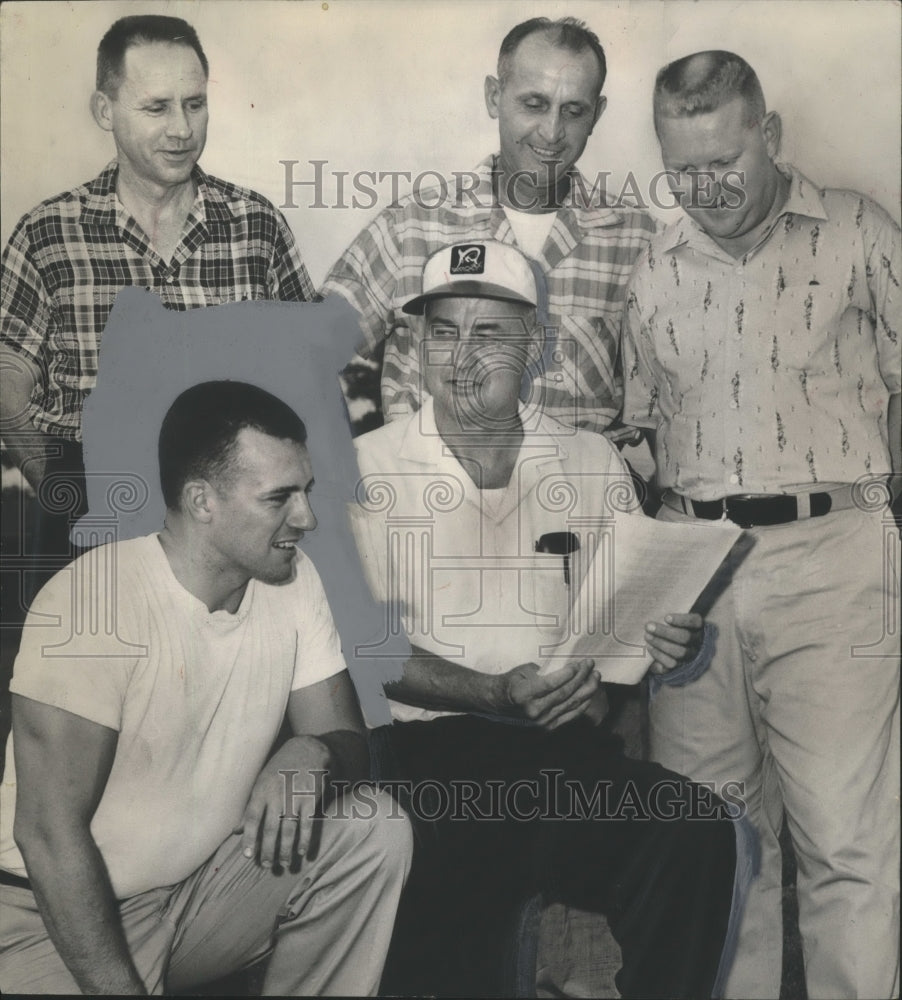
<box><xmin>2</xmin><ymin>0</ymin><xmax>899</xmax><ymax>288</ymax></box>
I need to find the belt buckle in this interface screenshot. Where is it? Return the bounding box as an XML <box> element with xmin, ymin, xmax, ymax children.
<box><xmin>724</xmin><ymin>495</ymin><xmax>758</xmax><ymax>529</ymax></box>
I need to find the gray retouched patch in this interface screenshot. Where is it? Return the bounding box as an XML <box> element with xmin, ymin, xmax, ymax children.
<box><xmin>77</xmin><ymin>289</ymin><xmax>406</xmax><ymax>726</ymax></box>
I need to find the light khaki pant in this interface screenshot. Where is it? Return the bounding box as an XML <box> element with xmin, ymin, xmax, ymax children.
<box><xmin>0</xmin><ymin>788</ymin><xmax>412</xmax><ymax>995</ymax></box>
<box><xmin>651</xmin><ymin>505</ymin><xmax>900</xmax><ymax>1000</ymax></box>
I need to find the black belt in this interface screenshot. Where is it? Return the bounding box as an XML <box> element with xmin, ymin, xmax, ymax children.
<box><xmin>681</xmin><ymin>492</ymin><xmax>832</xmax><ymax>528</ymax></box>
<box><xmin>0</xmin><ymin>868</ymin><xmax>31</xmax><ymax>890</ymax></box>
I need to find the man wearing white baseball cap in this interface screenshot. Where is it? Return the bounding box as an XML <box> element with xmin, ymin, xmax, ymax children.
<box><xmin>400</xmin><ymin>241</ymin><xmax>538</xmax><ymax>314</ymax></box>
<box><xmin>352</xmin><ymin>241</ymin><xmax>741</xmax><ymax>998</ymax></box>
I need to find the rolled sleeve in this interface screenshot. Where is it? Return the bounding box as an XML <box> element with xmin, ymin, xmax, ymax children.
<box><xmin>269</xmin><ymin>209</ymin><xmax>316</xmax><ymax>303</ymax></box>
<box><xmin>1</xmin><ymin>223</ymin><xmax>53</xmax><ymax>365</ymax></box>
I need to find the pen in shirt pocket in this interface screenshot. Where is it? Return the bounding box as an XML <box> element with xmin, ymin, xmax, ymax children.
<box><xmin>535</xmin><ymin>531</ymin><xmax>580</xmax><ymax>586</ymax></box>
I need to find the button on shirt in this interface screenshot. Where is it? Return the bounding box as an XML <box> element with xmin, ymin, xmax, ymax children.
<box><xmin>323</xmin><ymin>155</ymin><xmax>657</xmax><ymax>434</ymax></box>
<box><xmin>1</xmin><ymin>162</ymin><xmax>315</xmax><ymax>440</ymax></box>
<box><xmin>622</xmin><ymin>166</ymin><xmax>901</xmax><ymax>499</ymax></box>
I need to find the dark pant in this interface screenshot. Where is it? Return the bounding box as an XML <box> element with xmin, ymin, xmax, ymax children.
<box><xmin>1</xmin><ymin>440</ymin><xmax>86</xmax><ymax>750</ymax></box>
<box><xmin>2</xmin><ymin>440</ymin><xmax>86</xmax><ymax>632</ymax></box>
<box><xmin>19</xmin><ymin>438</ymin><xmax>88</xmax><ymax>603</ymax></box>
<box><xmin>371</xmin><ymin>715</ymin><xmax>736</xmax><ymax>999</ymax></box>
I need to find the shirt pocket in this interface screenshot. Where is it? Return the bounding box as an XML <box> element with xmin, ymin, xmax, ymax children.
<box><xmin>641</xmin><ymin>296</ymin><xmax>704</xmax><ymax>373</ymax></box>
<box><xmin>770</xmin><ymin>284</ymin><xmax>845</xmax><ymax>373</ymax></box>
<box><xmin>521</xmin><ymin>552</ymin><xmax>574</xmax><ymax>637</ymax></box>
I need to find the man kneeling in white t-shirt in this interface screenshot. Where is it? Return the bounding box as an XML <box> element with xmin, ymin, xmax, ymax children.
<box><xmin>0</xmin><ymin>380</ymin><xmax>412</xmax><ymax>996</ymax></box>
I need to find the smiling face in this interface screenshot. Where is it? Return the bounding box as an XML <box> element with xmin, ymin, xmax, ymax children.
<box><xmin>485</xmin><ymin>33</ymin><xmax>605</xmax><ymax>210</ymax></box>
<box><xmin>204</xmin><ymin>428</ymin><xmax>316</xmax><ymax>588</ymax></box>
<box><xmin>93</xmin><ymin>40</ymin><xmax>208</xmax><ymax>194</ymax></box>
<box><xmin>657</xmin><ymin>97</ymin><xmax>784</xmax><ymax>254</ymax></box>
<box><xmin>422</xmin><ymin>297</ymin><xmax>537</xmax><ymax>432</ymax></box>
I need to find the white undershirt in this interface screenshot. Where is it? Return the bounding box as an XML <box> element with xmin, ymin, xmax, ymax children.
<box><xmin>479</xmin><ymin>485</ymin><xmax>510</xmax><ymax>518</ymax></box>
<box><xmin>503</xmin><ymin>206</ymin><xmax>557</xmax><ymax>259</ymax></box>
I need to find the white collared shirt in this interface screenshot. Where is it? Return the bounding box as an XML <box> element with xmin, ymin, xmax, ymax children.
<box><xmin>353</xmin><ymin>399</ymin><xmax>636</xmax><ymax>722</ymax></box>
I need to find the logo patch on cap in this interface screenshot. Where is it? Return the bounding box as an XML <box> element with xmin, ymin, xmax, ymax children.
<box><xmin>449</xmin><ymin>244</ymin><xmax>485</xmax><ymax>275</ymax></box>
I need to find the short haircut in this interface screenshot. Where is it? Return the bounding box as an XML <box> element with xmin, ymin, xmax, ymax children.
<box><xmin>653</xmin><ymin>50</ymin><xmax>766</xmax><ymax>131</ymax></box>
<box><xmin>96</xmin><ymin>15</ymin><xmax>209</xmax><ymax>95</ymax></box>
<box><xmin>159</xmin><ymin>381</ymin><xmax>307</xmax><ymax>510</ymax></box>
<box><xmin>497</xmin><ymin>17</ymin><xmax>606</xmax><ymax>92</ymax></box>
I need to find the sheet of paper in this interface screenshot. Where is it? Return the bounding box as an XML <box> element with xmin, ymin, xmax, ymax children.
<box><xmin>538</xmin><ymin>515</ymin><xmax>742</xmax><ymax>684</ymax></box>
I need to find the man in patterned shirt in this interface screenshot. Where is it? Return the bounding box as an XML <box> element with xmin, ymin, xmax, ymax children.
<box><xmin>622</xmin><ymin>51</ymin><xmax>900</xmax><ymax>999</ymax></box>
<box><xmin>322</xmin><ymin>16</ymin><xmax>656</xmax><ymax>438</ymax></box>
<box><xmin>0</xmin><ymin>14</ymin><xmax>314</xmax><ymax>561</ymax></box>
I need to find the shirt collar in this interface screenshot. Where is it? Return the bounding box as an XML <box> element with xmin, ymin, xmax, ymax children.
<box><xmin>79</xmin><ymin>161</ymin><xmax>235</xmax><ymax>228</ymax></box>
<box><xmin>778</xmin><ymin>165</ymin><xmax>830</xmax><ymax>223</ymax></box>
<box><xmin>148</xmin><ymin>533</ymin><xmax>256</xmax><ymax>624</ymax></box>
<box><xmin>397</xmin><ymin>396</ymin><xmax>573</xmax><ymax>509</ymax></box>
<box><xmin>467</xmin><ymin>155</ymin><xmax>626</xmax><ymax>230</ymax></box>
<box><xmin>660</xmin><ymin>162</ymin><xmax>830</xmax><ymax>256</ymax></box>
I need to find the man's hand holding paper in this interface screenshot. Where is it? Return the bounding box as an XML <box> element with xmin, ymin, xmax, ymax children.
<box><xmin>539</xmin><ymin>516</ymin><xmax>742</xmax><ymax>685</ymax></box>
<box><xmin>646</xmin><ymin>612</ymin><xmax>705</xmax><ymax>675</ymax></box>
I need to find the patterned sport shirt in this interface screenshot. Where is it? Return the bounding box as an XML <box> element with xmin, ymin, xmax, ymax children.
<box><xmin>622</xmin><ymin>166</ymin><xmax>900</xmax><ymax>500</ymax></box>
<box><xmin>322</xmin><ymin>155</ymin><xmax>657</xmax><ymax>434</ymax></box>
<box><xmin>1</xmin><ymin>162</ymin><xmax>314</xmax><ymax>440</ymax></box>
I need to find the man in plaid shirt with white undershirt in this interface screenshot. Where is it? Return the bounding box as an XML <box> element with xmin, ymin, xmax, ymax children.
<box><xmin>322</xmin><ymin>16</ymin><xmax>655</xmax><ymax>440</ymax></box>
<box><xmin>0</xmin><ymin>14</ymin><xmax>314</xmax><ymax>578</ymax></box>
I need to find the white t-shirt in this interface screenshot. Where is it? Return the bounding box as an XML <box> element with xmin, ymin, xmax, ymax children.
<box><xmin>503</xmin><ymin>206</ymin><xmax>558</xmax><ymax>259</ymax></box>
<box><xmin>0</xmin><ymin>534</ymin><xmax>347</xmax><ymax>898</ymax></box>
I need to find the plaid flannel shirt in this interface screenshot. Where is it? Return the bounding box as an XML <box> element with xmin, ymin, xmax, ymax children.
<box><xmin>322</xmin><ymin>155</ymin><xmax>657</xmax><ymax>433</ymax></box>
<box><xmin>1</xmin><ymin>162</ymin><xmax>314</xmax><ymax>440</ymax></box>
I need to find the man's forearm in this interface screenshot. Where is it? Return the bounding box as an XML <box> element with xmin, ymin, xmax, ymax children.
<box><xmin>0</xmin><ymin>349</ymin><xmax>55</xmax><ymax>491</ymax></box>
<box><xmin>18</xmin><ymin>827</ymin><xmax>146</xmax><ymax>994</ymax></box>
<box><xmin>0</xmin><ymin>424</ymin><xmax>59</xmax><ymax>494</ymax></box>
<box><xmin>312</xmin><ymin>730</ymin><xmax>369</xmax><ymax>784</ymax></box>
<box><xmin>385</xmin><ymin>649</ymin><xmax>505</xmax><ymax>716</ymax></box>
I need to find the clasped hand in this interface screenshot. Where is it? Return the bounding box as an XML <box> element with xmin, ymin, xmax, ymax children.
<box><xmin>499</xmin><ymin>611</ymin><xmax>704</xmax><ymax>729</ymax></box>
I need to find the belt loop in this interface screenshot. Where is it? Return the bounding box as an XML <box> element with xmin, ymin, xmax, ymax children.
<box><xmin>721</xmin><ymin>497</ymin><xmax>728</xmax><ymax>522</ymax></box>
<box><xmin>796</xmin><ymin>493</ymin><xmax>812</xmax><ymax>520</ymax></box>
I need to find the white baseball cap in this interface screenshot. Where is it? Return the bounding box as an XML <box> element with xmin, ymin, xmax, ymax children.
<box><xmin>402</xmin><ymin>241</ymin><xmax>538</xmax><ymax>315</ymax></box>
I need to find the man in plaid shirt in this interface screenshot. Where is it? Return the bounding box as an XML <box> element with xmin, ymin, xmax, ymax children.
<box><xmin>0</xmin><ymin>15</ymin><xmax>313</xmax><ymax>540</ymax></box>
<box><xmin>323</xmin><ymin>16</ymin><xmax>656</xmax><ymax>438</ymax></box>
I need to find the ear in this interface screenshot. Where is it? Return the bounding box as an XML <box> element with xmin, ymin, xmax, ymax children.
<box><xmin>761</xmin><ymin>110</ymin><xmax>782</xmax><ymax>159</ymax></box>
<box><xmin>485</xmin><ymin>75</ymin><xmax>502</xmax><ymax>120</ymax></box>
<box><xmin>91</xmin><ymin>90</ymin><xmax>115</xmax><ymax>133</ymax></box>
<box><xmin>182</xmin><ymin>479</ymin><xmax>214</xmax><ymax>524</ymax></box>
<box><xmin>590</xmin><ymin>94</ymin><xmax>607</xmax><ymax>133</ymax></box>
